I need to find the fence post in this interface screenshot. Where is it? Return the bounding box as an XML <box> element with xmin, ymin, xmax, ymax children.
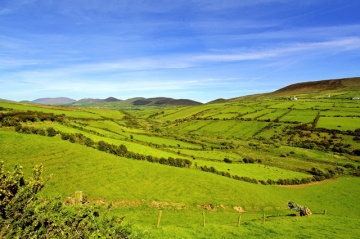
<box><xmin>75</xmin><ymin>191</ymin><xmax>82</xmax><ymax>206</ymax></box>
<box><xmin>263</xmin><ymin>212</ymin><xmax>265</xmax><ymax>224</ymax></box>
<box><xmin>202</xmin><ymin>211</ymin><xmax>206</xmax><ymax>227</ymax></box>
<box><xmin>237</xmin><ymin>213</ymin><xmax>242</xmax><ymax>227</ymax></box>
<box><xmin>324</xmin><ymin>209</ymin><xmax>327</xmax><ymax>215</ymax></box>
<box><xmin>156</xmin><ymin>210</ymin><xmax>162</xmax><ymax>228</ymax></box>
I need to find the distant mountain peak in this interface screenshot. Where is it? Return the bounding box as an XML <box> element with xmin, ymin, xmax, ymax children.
<box><xmin>32</xmin><ymin>97</ymin><xmax>76</xmax><ymax>105</ymax></box>
<box><xmin>77</xmin><ymin>98</ymin><xmax>103</xmax><ymax>103</ymax></box>
<box><xmin>103</xmin><ymin>97</ymin><xmax>121</xmax><ymax>102</ymax></box>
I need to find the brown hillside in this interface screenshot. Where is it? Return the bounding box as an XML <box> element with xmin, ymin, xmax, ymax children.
<box><xmin>271</xmin><ymin>77</ymin><xmax>360</xmax><ymax>96</ymax></box>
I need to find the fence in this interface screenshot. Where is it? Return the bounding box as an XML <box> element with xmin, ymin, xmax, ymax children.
<box><xmin>153</xmin><ymin>208</ymin><xmax>328</xmax><ymax>228</ymax></box>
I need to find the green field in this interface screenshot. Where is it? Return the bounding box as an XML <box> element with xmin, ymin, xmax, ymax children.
<box><xmin>1</xmin><ymin>97</ymin><xmax>360</xmax><ymax>238</ymax></box>
<box><xmin>280</xmin><ymin>109</ymin><xmax>318</xmax><ymax>123</ymax></box>
<box><xmin>317</xmin><ymin>117</ymin><xmax>360</xmax><ymax>131</ymax></box>
<box><xmin>257</xmin><ymin>109</ymin><xmax>288</xmax><ymax>121</ymax></box>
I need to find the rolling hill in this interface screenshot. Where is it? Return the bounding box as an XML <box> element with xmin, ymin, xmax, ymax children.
<box><xmin>71</xmin><ymin>97</ymin><xmax>202</xmax><ymax>107</ymax></box>
<box><xmin>270</xmin><ymin>77</ymin><xmax>360</xmax><ymax>96</ymax></box>
<box><xmin>18</xmin><ymin>77</ymin><xmax>360</xmax><ymax>107</ymax></box>
<box><xmin>1</xmin><ymin>84</ymin><xmax>360</xmax><ymax>238</ymax></box>
<box><xmin>30</xmin><ymin>96</ymin><xmax>202</xmax><ymax>107</ymax></box>
<box><xmin>230</xmin><ymin>77</ymin><xmax>360</xmax><ymax>101</ymax></box>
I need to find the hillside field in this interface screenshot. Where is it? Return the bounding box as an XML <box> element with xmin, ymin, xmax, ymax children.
<box><xmin>1</xmin><ymin>96</ymin><xmax>360</xmax><ymax>238</ymax></box>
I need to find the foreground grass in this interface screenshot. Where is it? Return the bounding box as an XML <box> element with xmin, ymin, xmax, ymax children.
<box><xmin>1</xmin><ymin>129</ymin><xmax>360</xmax><ymax>238</ymax></box>
<box><xmin>127</xmin><ymin>212</ymin><xmax>359</xmax><ymax>239</ymax></box>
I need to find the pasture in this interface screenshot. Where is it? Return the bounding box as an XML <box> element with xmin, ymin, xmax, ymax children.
<box><xmin>1</xmin><ymin>97</ymin><xmax>360</xmax><ymax>238</ymax></box>
<box><xmin>317</xmin><ymin>117</ymin><xmax>360</xmax><ymax>131</ymax></box>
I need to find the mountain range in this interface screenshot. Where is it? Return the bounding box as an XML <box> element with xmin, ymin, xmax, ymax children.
<box><xmin>31</xmin><ymin>96</ymin><xmax>203</xmax><ymax>106</ymax></box>
<box><xmin>3</xmin><ymin>77</ymin><xmax>360</xmax><ymax>106</ymax></box>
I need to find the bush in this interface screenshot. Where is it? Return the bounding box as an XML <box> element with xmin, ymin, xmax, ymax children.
<box><xmin>46</xmin><ymin>127</ymin><xmax>57</xmax><ymax>137</ymax></box>
<box><xmin>0</xmin><ymin>162</ymin><xmax>133</xmax><ymax>238</ymax></box>
<box><xmin>353</xmin><ymin>149</ymin><xmax>360</xmax><ymax>156</ymax></box>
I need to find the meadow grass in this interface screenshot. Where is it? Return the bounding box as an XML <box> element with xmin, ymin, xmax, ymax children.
<box><xmin>19</xmin><ymin>122</ymin><xmax>191</xmax><ymax>159</ymax></box>
<box><xmin>1</xmin><ymin>127</ymin><xmax>360</xmax><ymax>238</ymax></box>
<box><xmin>2</xmin><ymin>128</ymin><xmax>358</xmax><ymax>211</ymax></box>
<box><xmin>257</xmin><ymin>109</ymin><xmax>288</xmax><ymax>121</ymax></box>
<box><xmin>170</xmin><ymin>120</ymin><xmax>212</xmax><ymax>133</ymax></box>
<box><xmin>269</xmin><ymin>102</ymin><xmax>295</xmax><ymax>109</ymax></box>
<box><xmin>225</xmin><ymin>121</ymin><xmax>269</xmax><ymax>138</ymax></box>
<box><xmin>241</xmin><ymin>109</ymin><xmax>274</xmax><ymax>119</ymax></box>
<box><xmin>159</xmin><ymin>106</ymin><xmax>208</xmax><ymax>121</ymax></box>
<box><xmin>317</xmin><ymin>117</ymin><xmax>360</xmax><ymax>131</ymax></box>
<box><xmin>85</xmin><ymin>119</ymin><xmax>126</xmax><ymax>132</ymax></box>
<box><xmin>208</xmin><ymin>112</ymin><xmax>238</xmax><ymax>119</ymax></box>
<box><xmin>175</xmin><ymin>148</ymin><xmax>242</xmax><ymax>161</ymax></box>
<box><xmin>193</xmin><ymin>121</ymin><xmax>238</xmax><ymax>136</ymax></box>
<box><xmin>319</xmin><ymin>110</ymin><xmax>360</xmax><ymax>117</ymax></box>
<box><xmin>84</xmin><ymin>109</ymin><xmax>125</xmax><ymax>119</ymax></box>
<box><xmin>280</xmin><ymin>109</ymin><xmax>318</xmax><ymax>123</ymax></box>
<box><xmin>2</xmin><ymin>98</ymin><xmax>360</xmax><ymax>238</ymax></box>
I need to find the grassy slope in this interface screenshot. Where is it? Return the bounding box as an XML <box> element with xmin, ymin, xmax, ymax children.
<box><xmin>1</xmin><ymin>129</ymin><xmax>360</xmax><ymax>238</ymax></box>
<box><xmin>229</xmin><ymin>77</ymin><xmax>360</xmax><ymax>101</ymax></box>
<box><xmin>2</xmin><ymin>97</ymin><xmax>360</xmax><ymax>238</ymax></box>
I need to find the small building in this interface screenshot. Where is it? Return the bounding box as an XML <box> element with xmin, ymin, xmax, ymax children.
<box><xmin>290</xmin><ymin>96</ymin><xmax>298</xmax><ymax>101</ymax></box>
<box><xmin>352</xmin><ymin>97</ymin><xmax>360</xmax><ymax>100</ymax></box>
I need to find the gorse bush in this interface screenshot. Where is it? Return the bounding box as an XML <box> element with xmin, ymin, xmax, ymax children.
<box><xmin>0</xmin><ymin>162</ymin><xmax>134</xmax><ymax>238</ymax></box>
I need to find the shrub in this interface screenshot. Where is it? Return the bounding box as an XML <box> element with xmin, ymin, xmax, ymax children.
<box><xmin>46</xmin><ymin>127</ymin><xmax>57</xmax><ymax>137</ymax></box>
<box><xmin>0</xmin><ymin>162</ymin><xmax>133</xmax><ymax>238</ymax></box>
<box><xmin>353</xmin><ymin>149</ymin><xmax>360</xmax><ymax>156</ymax></box>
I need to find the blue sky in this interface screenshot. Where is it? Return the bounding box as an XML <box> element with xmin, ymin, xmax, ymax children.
<box><xmin>1</xmin><ymin>0</ymin><xmax>360</xmax><ymax>102</ymax></box>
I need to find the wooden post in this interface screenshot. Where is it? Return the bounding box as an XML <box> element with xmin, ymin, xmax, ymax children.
<box><xmin>324</xmin><ymin>209</ymin><xmax>327</xmax><ymax>215</ymax></box>
<box><xmin>237</xmin><ymin>213</ymin><xmax>242</xmax><ymax>227</ymax></box>
<box><xmin>202</xmin><ymin>211</ymin><xmax>206</xmax><ymax>227</ymax></box>
<box><xmin>75</xmin><ymin>191</ymin><xmax>82</xmax><ymax>205</ymax></box>
<box><xmin>156</xmin><ymin>210</ymin><xmax>162</xmax><ymax>228</ymax></box>
<box><xmin>263</xmin><ymin>212</ymin><xmax>265</xmax><ymax>224</ymax></box>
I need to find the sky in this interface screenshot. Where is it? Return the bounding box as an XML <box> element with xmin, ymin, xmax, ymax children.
<box><xmin>1</xmin><ymin>0</ymin><xmax>360</xmax><ymax>103</ymax></box>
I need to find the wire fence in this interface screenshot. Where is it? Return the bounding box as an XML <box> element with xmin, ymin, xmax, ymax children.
<box><xmin>152</xmin><ymin>208</ymin><xmax>328</xmax><ymax>228</ymax></box>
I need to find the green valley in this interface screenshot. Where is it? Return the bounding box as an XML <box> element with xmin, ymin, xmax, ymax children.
<box><xmin>1</xmin><ymin>78</ymin><xmax>360</xmax><ymax>238</ymax></box>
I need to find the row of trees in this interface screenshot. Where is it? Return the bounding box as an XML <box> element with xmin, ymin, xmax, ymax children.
<box><xmin>223</xmin><ymin>157</ymin><xmax>262</xmax><ymax>164</ymax></box>
<box><xmin>198</xmin><ymin>165</ymin><xmax>341</xmax><ymax>186</ymax></box>
<box><xmin>294</xmin><ymin>123</ymin><xmax>360</xmax><ymax>136</ymax></box>
<box><xmin>0</xmin><ymin>111</ymin><xmax>65</xmax><ymax>126</ymax></box>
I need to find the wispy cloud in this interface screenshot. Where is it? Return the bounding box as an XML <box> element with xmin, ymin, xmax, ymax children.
<box><xmin>0</xmin><ymin>8</ymin><xmax>12</xmax><ymax>15</ymax></box>
<box><xmin>3</xmin><ymin>36</ymin><xmax>359</xmax><ymax>74</ymax></box>
<box><xmin>191</xmin><ymin>37</ymin><xmax>360</xmax><ymax>62</ymax></box>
